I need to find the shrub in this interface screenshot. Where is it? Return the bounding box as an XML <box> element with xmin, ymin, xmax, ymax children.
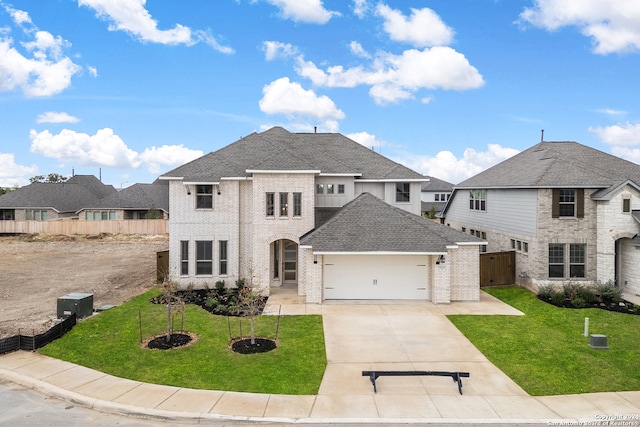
<box><xmin>562</xmin><ymin>281</ymin><xmax>582</xmax><ymax>300</ymax></box>
<box><xmin>571</xmin><ymin>297</ymin><xmax>586</xmax><ymax>308</ymax></box>
<box><xmin>215</xmin><ymin>280</ymin><xmax>226</xmax><ymax>291</ymax></box>
<box><xmin>537</xmin><ymin>284</ymin><xmax>555</xmax><ymax>300</ymax></box>
<box><xmin>577</xmin><ymin>286</ymin><xmax>597</xmax><ymax>304</ymax></box>
<box><xmin>596</xmin><ymin>280</ymin><xmax>622</xmax><ymax>303</ymax></box>
<box><xmin>550</xmin><ymin>291</ymin><xmax>565</xmax><ymax>305</ymax></box>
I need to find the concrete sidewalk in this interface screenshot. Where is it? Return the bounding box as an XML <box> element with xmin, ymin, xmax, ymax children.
<box><xmin>1</xmin><ymin>291</ymin><xmax>639</xmax><ymax>425</ymax></box>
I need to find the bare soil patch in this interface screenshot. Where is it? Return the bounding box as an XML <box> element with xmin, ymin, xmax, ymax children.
<box><xmin>0</xmin><ymin>233</ymin><xmax>168</xmax><ymax>338</ymax></box>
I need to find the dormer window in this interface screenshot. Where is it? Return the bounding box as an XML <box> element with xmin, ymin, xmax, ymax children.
<box><xmin>196</xmin><ymin>185</ymin><xmax>213</xmax><ymax>209</ymax></box>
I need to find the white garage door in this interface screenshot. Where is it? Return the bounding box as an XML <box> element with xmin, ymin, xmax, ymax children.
<box><xmin>323</xmin><ymin>255</ymin><xmax>429</xmax><ymax>300</ymax></box>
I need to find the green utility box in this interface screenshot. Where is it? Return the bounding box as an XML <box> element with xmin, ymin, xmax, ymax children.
<box><xmin>57</xmin><ymin>293</ymin><xmax>94</xmax><ymax>319</ymax></box>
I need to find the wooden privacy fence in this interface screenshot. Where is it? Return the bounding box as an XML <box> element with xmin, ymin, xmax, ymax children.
<box><xmin>480</xmin><ymin>251</ymin><xmax>515</xmax><ymax>287</ymax></box>
<box><xmin>0</xmin><ymin>314</ymin><xmax>76</xmax><ymax>355</ymax></box>
<box><xmin>0</xmin><ymin>219</ymin><xmax>168</xmax><ymax>235</ymax></box>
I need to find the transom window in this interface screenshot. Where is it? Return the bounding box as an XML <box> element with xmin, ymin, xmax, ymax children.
<box><xmin>196</xmin><ymin>185</ymin><xmax>213</xmax><ymax>209</ymax></box>
<box><xmin>469</xmin><ymin>190</ymin><xmax>486</xmax><ymax>211</ymax></box>
<box><xmin>396</xmin><ymin>183</ymin><xmax>410</xmax><ymax>202</ymax></box>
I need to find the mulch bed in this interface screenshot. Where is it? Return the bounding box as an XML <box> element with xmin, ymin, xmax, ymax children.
<box><xmin>142</xmin><ymin>332</ymin><xmax>198</xmax><ymax>350</ymax></box>
<box><xmin>230</xmin><ymin>337</ymin><xmax>278</xmax><ymax>354</ymax></box>
<box><xmin>537</xmin><ymin>296</ymin><xmax>640</xmax><ymax>315</ymax></box>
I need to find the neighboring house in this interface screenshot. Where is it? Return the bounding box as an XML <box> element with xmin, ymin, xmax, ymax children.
<box><xmin>160</xmin><ymin>127</ymin><xmax>484</xmax><ymax>304</ymax></box>
<box><xmin>0</xmin><ymin>175</ymin><xmax>117</xmax><ymax>221</ymax></box>
<box><xmin>0</xmin><ymin>175</ymin><xmax>169</xmax><ymax>221</ymax></box>
<box><xmin>78</xmin><ymin>179</ymin><xmax>169</xmax><ymax>220</ymax></box>
<box><xmin>420</xmin><ymin>176</ymin><xmax>454</xmax><ymax>218</ymax></box>
<box><xmin>442</xmin><ymin>141</ymin><xmax>640</xmax><ymax>297</ymax></box>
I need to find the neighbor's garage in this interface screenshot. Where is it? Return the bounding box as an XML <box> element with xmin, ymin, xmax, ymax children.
<box><xmin>322</xmin><ymin>254</ymin><xmax>430</xmax><ymax>300</ymax></box>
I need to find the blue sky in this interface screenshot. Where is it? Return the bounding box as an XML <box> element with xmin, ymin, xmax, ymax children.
<box><xmin>2</xmin><ymin>0</ymin><xmax>640</xmax><ymax>188</ymax></box>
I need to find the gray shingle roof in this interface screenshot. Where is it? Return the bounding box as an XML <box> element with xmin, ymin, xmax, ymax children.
<box><xmin>0</xmin><ymin>175</ymin><xmax>117</xmax><ymax>213</ymax></box>
<box><xmin>91</xmin><ymin>180</ymin><xmax>169</xmax><ymax>212</ymax></box>
<box><xmin>161</xmin><ymin>127</ymin><xmax>425</xmax><ymax>182</ymax></box>
<box><xmin>456</xmin><ymin>142</ymin><xmax>640</xmax><ymax>194</ymax></box>
<box><xmin>421</xmin><ymin>176</ymin><xmax>454</xmax><ymax>191</ymax></box>
<box><xmin>300</xmin><ymin>193</ymin><xmax>484</xmax><ymax>253</ymax></box>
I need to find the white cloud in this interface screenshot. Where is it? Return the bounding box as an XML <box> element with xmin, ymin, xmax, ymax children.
<box><xmin>352</xmin><ymin>0</ymin><xmax>369</xmax><ymax>18</ymax></box>
<box><xmin>263</xmin><ymin>0</ymin><xmax>339</xmax><ymax>24</ymax></box>
<box><xmin>140</xmin><ymin>145</ymin><xmax>204</xmax><ymax>174</ymax></box>
<box><xmin>398</xmin><ymin>144</ymin><xmax>520</xmax><ymax>184</ymax></box>
<box><xmin>87</xmin><ymin>65</ymin><xmax>98</xmax><ymax>77</ymax></box>
<box><xmin>376</xmin><ymin>4</ymin><xmax>454</xmax><ymax>47</ymax></box>
<box><xmin>0</xmin><ymin>152</ymin><xmax>38</xmax><ymax>187</ymax></box>
<box><xmin>589</xmin><ymin>122</ymin><xmax>640</xmax><ymax>146</ymax></box>
<box><xmin>78</xmin><ymin>0</ymin><xmax>233</xmax><ymax>53</ymax></box>
<box><xmin>29</xmin><ymin>128</ymin><xmax>141</xmax><ymax>169</ymax></box>
<box><xmin>610</xmin><ymin>146</ymin><xmax>640</xmax><ymax>164</ymax></box>
<box><xmin>519</xmin><ymin>0</ymin><xmax>640</xmax><ymax>54</ymax></box>
<box><xmin>296</xmin><ymin>46</ymin><xmax>484</xmax><ymax>105</ymax></box>
<box><xmin>0</xmin><ymin>6</ymin><xmax>81</xmax><ymax>97</ymax></box>
<box><xmin>37</xmin><ymin>112</ymin><xmax>80</xmax><ymax>124</ymax></box>
<box><xmin>263</xmin><ymin>41</ymin><xmax>298</xmax><ymax>61</ymax></box>
<box><xmin>594</xmin><ymin>108</ymin><xmax>627</xmax><ymax>116</ymax></box>
<box><xmin>345</xmin><ymin>131</ymin><xmax>385</xmax><ymax>149</ymax></box>
<box><xmin>259</xmin><ymin>77</ymin><xmax>345</xmax><ymax>128</ymax></box>
<box><xmin>349</xmin><ymin>41</ymin><xmax>371</xmax><ymax>59</ymax></box>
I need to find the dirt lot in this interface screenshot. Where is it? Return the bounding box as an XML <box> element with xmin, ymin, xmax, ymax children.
<box><xmin>0</xmin><ymin>234</ymin><xmax>168</xmax><ymax>338</ymax></box>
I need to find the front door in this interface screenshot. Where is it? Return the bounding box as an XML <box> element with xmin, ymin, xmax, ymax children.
<box><xmin>283</xmin><ymin>240</ymin><xmax>298</xmax><ymax>284</ymax></box>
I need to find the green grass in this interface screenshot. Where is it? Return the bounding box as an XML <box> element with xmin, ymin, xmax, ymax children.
<box><xmin>448</xmin><ymin>286</ymin><xmax>640</xmax><ymax>396</ymax></box>
<box><xmin>39</xmin><ymin>290</ymin><xmax>326</xmax><ymax>395</ymax></box>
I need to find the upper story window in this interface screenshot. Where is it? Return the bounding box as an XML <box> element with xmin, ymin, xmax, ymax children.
<box><xmin>279</xmin><ymin>192</ymin><xmax>288</xmax><ymax>217</ymax></box>
<box><xmin>196</xmin><ymin>185</ymin><xmax>213</xmax><ymax>209</ymax></box>
<box><xmin>469</xmin><ymin>189</ymin><xmax>486</xmax><ymax>211</ymax></box>
<box><xmin>552</xmin><ymin>189</ymin><xmax>583</xmax><ymax>218</ymax></box>
<box><xmin>293</xmin><ymin>192</ymin><xmax>302</xmax><ymax>217</ymax></box>
<box><xmin>326</xmin><ymin>184</ymin><xmax>334</xmax><ymax>194</ymax></box>
<box><xmin>338</xmin><ymin>184</ymin><xmax>345</xmax><ymax>194</ymax></box>
<box><xmin>266</xmin><ymin>193</ymin><xmax>275</xmax><ymax>217</ymax></box>
<box><xmin>623</xmin><ymin>198</ymin><xmax>631</xmax><ymax>213</ymax></box>
<box><xmin>435</xmin><ymin>193</ymin><xmax>449</xmax><ymax>202</ymax></box>
<box><xmin>396</xmin><ymin>182</ymin><xmax>410</xmax><ymax>202</ymax></box>
<box><xmin>317</xmin><ymin>184</ymin><xmax>324</xmax><ymax>194</ymax></box>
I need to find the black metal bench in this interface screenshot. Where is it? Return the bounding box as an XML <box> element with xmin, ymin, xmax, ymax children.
<box><xmin>362</xmin><ymin>370</ymin><xmax>470</xmax><ymax>395</ymax></box>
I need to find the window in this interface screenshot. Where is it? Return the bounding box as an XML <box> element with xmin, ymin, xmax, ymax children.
<box><xmin>558</xmin><ymin>189</ymin><xmax>575</xmax><ymax>217</ymax></box>
<box><xmin>293</xmin><ymin>192</ymin><xmax>302</xmax><ymax>217</ymax></box>
<box><xmin>549</xmin><ymin>244</ymin><xmax>565</xmax><ymax>278</ymax></box>
<box><xmin>109</xmin><ymin>211</ymin><xmax>116</xmax><ymax>220</ymax></box>
<box><xmin>33</xmin><ymin>210</ymin><xmax>48</xmax><ymax>221</ymax></box>
<box><xmin>569</xmin><ymin>244</ymin><xmax>586</xmax><ymax>278</ymax></box>
<box><xmin>469</xmin><ymin>189</ymin><xmax>486</xmax><ymax>211</ymax></box>
<box><xmin>338</xmin><ymin>184</ymin><xmax>345</xmax><ymax>194</ymax></box>
<box><xmin>435</xmin><ymin>194</ymin><xmax>440</xmax><ymax>201</ymax></box>
<box><xmin>266</xmin><ymin>193</ymin><xmax>274</xmax><ymax>217</ymax></box>
<box><xmin>219</xmin><ymin>241</ymin><xmax>227</xmax><ymax>275</ymax></box>
<box><xmin>279</xmin><ymin>192</ymin><xmax>288</xmax><ymax>217</ymax></box>
<box><xmin>623</xmin><ymin>198</ymin><xmax>631</xmax><ymax>213</ymax></box>
<box><xmin>273</xmin><ymin>240</ymin><xmax>280</xmax><ymax>279</ymax></box>
<box><xmin>196</xmin><ymin>185</ymin><xmax>213</xmax><ymax>209</ymax></box>
<box><xmin>86</xmin><ymin>210</ymin><xmax>115</xmax><ymax>220</ymax></box>
<box><xmin>511</xmin><ymin>239</ymin><xmax>516</xmax><ymax>249</ymax></box>
<box><xmin>396</xmin><ymin>182</ymin><xmax>410</xmax><ymax>202</ymax></box>
<box><xmin>523</xmin><ymin>242</ymin><xmax>529</xmax><ymax>253</ymax></box>
<box><xmin>317</xmin><ymin>184</ymin><xmax>324</xmax><ymax>194</ymax></box>
<box><xmin>196</xmin><ymin>241</ymin><xmax>212</xmax><ymax>275</ymax></box>
<box><xmin>0</xmin><ymin>209</ymin><xmax>15</xmax><ymax>220</ymax></box>
<box><xmin>552</xmin><ymin>189</ymin><xmax>583</xmax><ymax>218</ymax></box>
<box><xmin>326</xmin><ymin>184</ymin><xmax>334</xmax><ymax>194</ymax></box>
<box><xmin>180</xmin><ymin>241</ymin><xmax>189</xmax><ymax>275</ymax></box>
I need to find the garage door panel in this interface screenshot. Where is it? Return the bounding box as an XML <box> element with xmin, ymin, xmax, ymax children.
<box><xmin>324</xmin><ymin>255</ymin><xmax>429</xmax><ymax>300</ymax></box>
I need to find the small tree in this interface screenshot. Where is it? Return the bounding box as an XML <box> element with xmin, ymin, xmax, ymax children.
<box><xmin>161</xmin><ymin>278</ymin><xmax>184</xmax><ymax>342</ymax></box>
<box><xmin>230</xmin><ymin>278</ymin><xmax>264</xmax><ymax>345</ymax></box>
<box><xmin>146</xmin><ymin>204</ymin><xmax>163</xmax><ymax>219</ymax></box>
<box><xmin>29</xmin><ymin>173</ymin><xmax>68</xmax><ymax>183</ymax></box>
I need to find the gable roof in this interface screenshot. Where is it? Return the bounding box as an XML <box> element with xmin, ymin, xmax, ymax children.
<box><xmin>456</xmin><ymin>142</ymin><xmax>640</xmax><ymax>196</ymax></box>
<box><xmin>88</xmin><ymin>180</ymin><xmax>169</xmax><ymax>212</ymax></box>
<box><xmin>421</xmin><ymin>176</ymin><xmax>454</xmax><ymax>192</ymax></box>
<box><xmin>160</xmin><ymin>127</ymin><xmax>425</xmax><ymax>182</ymax></box>
<box><xmin>0</xmin><ymin>175</ymin><xmax>117</xmax><ymax>213</ymax></box>
<box><xmin>300</xmin><ymin>192</ymin><xmax>484</xmax><ymax>253</ymax></box>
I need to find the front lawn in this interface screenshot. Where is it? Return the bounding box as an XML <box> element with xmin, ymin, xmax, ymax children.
<box><xmin>448</xmin><ymin>286</ymin><xmax>640</xmax><ymax>396</ymax></box>
<box><xmin>39</xmin><ymin>290</ymin><xmax>326</xmax><ymax>395</ymax></box>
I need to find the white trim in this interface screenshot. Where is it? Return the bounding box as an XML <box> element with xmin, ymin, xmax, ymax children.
<box><xmin>357</xmin><ymin>178</ymin><xmax>428</xmax><ymax>183</ymax></box>
<box><xmin>311</xmin><ymin>251</ymin><xmax>447</xmax><ymax>256</ymax></box>
<box><xmin>184</xmin><ymin>181</ymin><xmax>220</xmax><ymax>185</ymax></box>
<box><xmin>318</xmin><ymin>173</ymin><xmax>363</xmax><ymax>177</ymax></box>
<box><xmin>158</xmin><ymin>176</ymin><xmax>183</xmax><ymax>181</ymax></box>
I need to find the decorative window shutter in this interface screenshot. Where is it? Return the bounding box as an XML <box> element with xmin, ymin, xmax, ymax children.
<box><xmin>577</xmin><ymin>189</ymin><xmax>584</xmax><ymax>218</ymax></box>
<box><xmin>552</xmin><ymin>189</ymin><xmax>559</xmax><ymax>218</ymax></box>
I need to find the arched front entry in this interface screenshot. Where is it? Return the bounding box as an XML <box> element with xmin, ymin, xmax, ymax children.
<box><xmin>271</xmin><ymin>239</ymin><xmax>298</xmax><ymax>288</ymax></box>
<box><xmin>615</xmin><ymin>234</ymin><xmax>640</xmax><ymax>296</ymax></box>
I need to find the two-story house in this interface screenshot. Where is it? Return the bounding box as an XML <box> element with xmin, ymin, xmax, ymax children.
<box><xmin>160</xmin><ymin>127</ymin><xmax>484</xmax><ymax>304</ymax></box>
<box><xmin>421</xmin><ymin>176</ymin><xmax>454</xmax><ymax>218</ymax></box>
<box><xmin>442</xmin><ymin>141</ymin><xmax>640</xmax><ymax>298</ymax></box>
